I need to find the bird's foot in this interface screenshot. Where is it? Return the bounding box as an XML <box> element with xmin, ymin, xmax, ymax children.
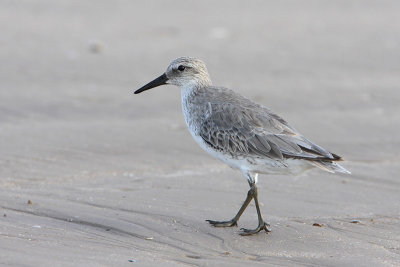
<box><xmin>206</xmin><ymin>219</ymin><xmax>238</xmax><ymax>227</ymax></box>
<box><xmin>240</xmin><ymin>221</ymin><xmax>271</xmax><ymax>236</ymax></box>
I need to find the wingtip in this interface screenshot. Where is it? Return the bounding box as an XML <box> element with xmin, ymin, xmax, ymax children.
<box><xmin>333</xmin><ymin>163</ymin><xmax>351</xmax><ymax>174</ymax></box>
<box><xmin>311</xmin><ymin>161</ymin><xmax>351</xmax><ymax>174</ymax></box>
<box><xmin>330</xmin><ymin>153</ymin><xmax>343</xmax><ymax>161</ymax></box>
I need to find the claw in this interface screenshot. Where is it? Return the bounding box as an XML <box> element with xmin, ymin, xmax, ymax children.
<box><xmin>239</xmin><ymin>222</ymin><xmax>271</xmax><ymax>235</ymax></box>
<box><xmin>206</xmin><ymin>219</ymin><xmax>237</xmax><ymax>227</ymax></box>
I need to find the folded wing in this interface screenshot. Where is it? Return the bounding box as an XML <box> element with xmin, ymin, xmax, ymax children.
<box><xmin>199</xmin><ymin>101</ymin><xmax>340</xmax><ymax>162</ymax></box>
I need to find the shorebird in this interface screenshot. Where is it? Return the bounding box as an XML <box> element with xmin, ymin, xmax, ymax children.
<box><xmin>134</xmin><ymin>57</ymin><xmax>350</xmax><ymax>235</ymax></box>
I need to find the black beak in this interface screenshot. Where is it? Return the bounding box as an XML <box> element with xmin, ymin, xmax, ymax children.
<box><xmin>134</xmin><ymin>73</ymin><xmax>169</xmax><ymax>94</ymax></box>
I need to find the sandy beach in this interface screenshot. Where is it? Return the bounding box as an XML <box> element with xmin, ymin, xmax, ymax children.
<box><xmin>1</xmin><ymin>1</ymin><xmax>400</xmax><ymax>266</ymax></box>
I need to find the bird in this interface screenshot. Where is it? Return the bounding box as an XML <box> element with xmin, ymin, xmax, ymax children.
<box><xmin>134</xmin><ymin>57</ymin><xmax>350</xmax><ymax>235</ymax></box>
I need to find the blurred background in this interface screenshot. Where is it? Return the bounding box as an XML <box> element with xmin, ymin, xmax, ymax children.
<box><xmin>1</xmin><ymin>1</ymin><xmax>399</xmax><ymax>266</ymax></box>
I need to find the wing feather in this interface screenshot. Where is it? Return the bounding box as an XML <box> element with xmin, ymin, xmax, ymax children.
<box><xmin>198</xmin><ymin>91</ymin><xmax>337</xmax><ymax>161</ymax></box>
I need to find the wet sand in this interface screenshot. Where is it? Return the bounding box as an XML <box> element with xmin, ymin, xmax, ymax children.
<box><xmin>1</xmin><ymin>1</ymin><xmax>400</xmax><ymax>266</ymax></box>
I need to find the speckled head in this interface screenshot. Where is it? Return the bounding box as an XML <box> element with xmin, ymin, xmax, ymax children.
<box><xmin>134</xmin><ymin>57</ymin><xmax>212</xmax><ymax>94</ymax></box>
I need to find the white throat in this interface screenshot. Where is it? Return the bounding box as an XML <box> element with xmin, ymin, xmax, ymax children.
<box><xmin>180</xmin><ymin>82</ymin><xmax>198</xmax><ymax>100</ymax></box>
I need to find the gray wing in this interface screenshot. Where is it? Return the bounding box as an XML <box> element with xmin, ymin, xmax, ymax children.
<box><xmin>199</xmin><ymin>101</ymin><xmax>337</xmax><ymax>161</ymax></box>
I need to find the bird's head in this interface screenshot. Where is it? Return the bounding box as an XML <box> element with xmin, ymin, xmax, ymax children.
<box><xmin>134</xmin><ymin>57</ymin><xmax>212</xmax><ymax>94</ymax></box>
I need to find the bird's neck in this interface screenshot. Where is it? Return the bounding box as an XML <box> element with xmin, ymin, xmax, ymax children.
<box><xmin>180</xmin><ymin>79</ymin><xmax>211</xmax><ymax>100</ymax></box>
<box><xmin>180</xmin><ymin>83</ymin><xmax>209</xmax><ymax>134</ymax></box>
<box><xmin>180</xmin><ymin>85</ymin><xmax>197</xmax><ymax>102</ymax></box>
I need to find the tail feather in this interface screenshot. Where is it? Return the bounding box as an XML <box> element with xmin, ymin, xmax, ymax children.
<box><xmin>311</xmin><ymin>160</ymin><xmax>351</xmax><ymax>174</ymax></box>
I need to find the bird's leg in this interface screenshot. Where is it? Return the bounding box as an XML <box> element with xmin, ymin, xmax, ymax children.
<box><xmin>240</xmin><ymin>184</ymin><xmax>271</xmax><ymax>235</ymax></box>
<box><xmin>206</xmin><ymin>186</ymin><xmax>254</xmax><ymax>227</ymax></box>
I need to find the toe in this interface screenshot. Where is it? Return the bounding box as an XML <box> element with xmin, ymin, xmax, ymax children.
<box><xmin>206</xmin><ymin>219</ymin><xmax>237</xmax><ymax>227</ymax></box>
<box><xmin>239</xmin><ymin>227</ymin><xmax>260</xmax><ymax>235</ymax></box>
<box><xmin>239</xmin><ymin>222</ymin><xmax>272</xmax><ymax>235</ymax></box>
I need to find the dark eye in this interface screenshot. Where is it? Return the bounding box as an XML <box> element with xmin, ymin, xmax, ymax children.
<box><xmin>177</xmin><ymin>65</ymin><xmax>185</xmax><ymax>71</ymax></box>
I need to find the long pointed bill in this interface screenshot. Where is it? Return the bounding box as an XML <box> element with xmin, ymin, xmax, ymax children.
<box><xmin>134</xmin><ymin>73</ymin><xmax>169</xmax><ymax>94</ymax></box>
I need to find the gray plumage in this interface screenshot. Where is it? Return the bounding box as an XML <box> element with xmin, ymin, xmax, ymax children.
<box><xmin>135</xmin><ymin>57</ymin><xmax>350</xmax><ymax>235</ymax></box>
<box><xmin>192</xmin><ymin>86</ymin><xmax>341</xmax><ymax>164</ymax></box>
